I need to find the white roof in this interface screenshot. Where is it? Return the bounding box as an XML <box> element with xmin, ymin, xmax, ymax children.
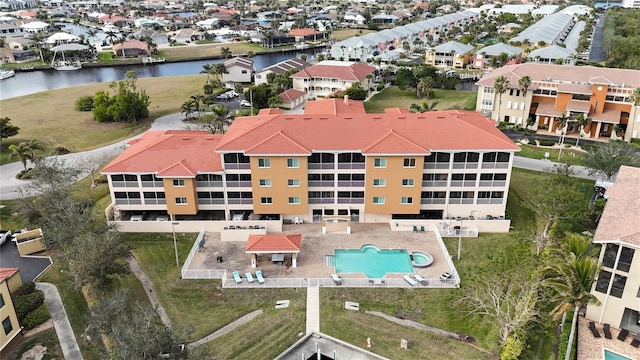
<box><xmin>46</xmin><ymin>32</ymin><xmax>80</xmax><ymax>44</ymax></box>
<box><xmin>20</xmin><ymin>21</ymin><xmax>49</xmax><ymax>29</ymax></box>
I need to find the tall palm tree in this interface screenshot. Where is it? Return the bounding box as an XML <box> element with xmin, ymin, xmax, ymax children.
<box><xmin>556</xmin><ymin>113</ymin><xmax>570</xmax><ymax>160</ymax></box>
<box><xmin>493</xmin><ymin>75</ymin><xmax>510</xmax><ymax>122</ymax></box>
<box><xmin>87</xmin><ymin>28</ymin><xmax>99</xmax><ymax>47</ymax></box>
<box><xmin>105</xmin><ymin>30</ymin><xmax>119</xmax><ymax>46</ymax></box>
<box><xmin>518</xmin><ymin>75</ymin><xmax>532</xmax><ymax>126</ymax></box>
<box><xmin>190</xmin><ymin>94</ymin><xmax>204</xmax><ymax>118</ymax></box>
<box><xmin>180</xmin><ymin>99</ymin><xmax>196</xmax><ymax>121</ymax></box>
<box><xmin>573</xmin><ymin>113</ymin><xmax>590</xmax><ymax>148</ymax></box>
<box><xmin>417</xmin><ymin>77</ymin><xmax>435</xmax><ymax>99</ymax></box>
<box><xmin>220</xmin><ymin>46</ymin><xmax>232</xmax><ymax>59</ymax></box>
<box><xmin>9</xmin><ymin>140</ymin><xmax>43</xmax><ymax>171</ymax></box>
<box><xmin>201</xmin><ymin>63</ymin><xmax>213</xmax><ymax>85</ymax></box>
<box><xmin>212</xmin><ymin>105</ymin><xmax>233</xmax><ymax>133</ymax></box>
<box><xmin>211</xmin><ymin>63</ymin><xmax>227</xmax><ymax>86</ymax></box>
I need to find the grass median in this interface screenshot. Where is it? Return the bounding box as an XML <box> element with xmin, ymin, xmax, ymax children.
<box><xmin>364</xmin><ymin>86</ymin><xmax>477</xmax><ymax>113</ymax></box>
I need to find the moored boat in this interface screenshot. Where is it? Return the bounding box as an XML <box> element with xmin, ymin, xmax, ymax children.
<box><xmin>54</xmin><ymin>61</ymin><xmax>82</xmax><ymax>71</ymax></box>
<box><xmin>0</xmin><ymin>67</ymin><xmax>15</xmax><ymax>79</ymax></box>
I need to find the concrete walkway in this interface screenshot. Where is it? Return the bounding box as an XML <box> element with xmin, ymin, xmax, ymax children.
<box><xmin>306</xmin><ymin>286</ymin><xmax>320</xmax><ymax>334</ymax></box>
<box><xmin>36</xmin><ymin>283</ymin><xmax>83</xmax><ymax>360</ymax></box>
<box><xmin>186</xmin><ymin>309</ymin><xmax>263</xmax><ymax>349</ymax></box>
<box><xmin>127</xmin><ymin>256</ymin><xmax>172</xmax><ymax>328</ymax></box>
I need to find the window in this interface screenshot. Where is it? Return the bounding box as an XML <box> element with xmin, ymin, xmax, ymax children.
<box><xmin>259</xmin><ymin>179</ymin><xmax>272</xmax><ymax>187</ymax></box>
<box><xmin>402</xmin><ymin>179</ymin><xmax>414</xmax><ymax>187</ymax></box>
<box><xmin>611</xmin><ymin>274</ymin><xmax>627</xmax><ymax>298</ymax></box>
<box><xmin>288</xmin><ymin>197</ymin><xmax>301</xmax><ymax>204</ymax></box>
<box><xmin>2</xmin><ymin>317</ymin><xmax>12</xmax><ymax>336</ymax></box>
<box><xmin>258</xmin><ymin>158</ymin><xmax>271</xmax><ymax>168</ymax></box>
<box><xmin>595</xmin><ymin>270</ymin><xmax>611</xmax><ymax>294</ymax></box>
<box><xmin>288</xmin><ymin>179</ymin><xmax>300</xmax><ymax>187</ymax></box>
<box><xmin>374</xmin><ymin>158</ymin><xmax>387</xmax><ymax>168</ymax></box>
<box><xmin>403</xmin><ymin>158</ymin><xmax>416</xmax><ymax>167</ymax></box>
<box><xmin>173</xmin><ymin>179</ymin><xmax>185</xmax><ymax>187</ymax></box>
<box><xmin>175</xmin><ymin>197</ymin><xmax>187</xmax><ymax>205</ymax></box>
<box><xmin>602</xmin><ymin>244</ymin><xmax>618</xmax><ymax>268</ymax></box>
<box><xmin>373</xmin><ymin>179</ymin><xmax>386</xmax><ymax>187</ymax></box>
<box><xmin>0</xmin><ymin>294</ymin><xmax>4</xmax><ymax>308</ymax></box>
<box><xmin>241</xmin><ymin>70</ymin><xmax>248</xmax><ymax>74</ymax></box>
<box><xmin>594</xmin><ymin>270</ymin><xmax>626</xmax><ymax>298</ymax></box>
<box><xmin>401</xmin><ymin>197</ymin><xmax>413</xmax><ymax>204</ymax></box>
<box><xmin>373</xmin><ymin>197</ymin><xmax>385</xmax><ymax>204</ymax></box>
<box><xmin>287</xmin><ymin>158</ymin><xmax>299</xmax><ymax>168</ymax></box>
<box><xmin>261</xmin><ymin>197</ymin><xmax>273</xmax><ymax>204</ymax></box>
<box><xmin>618</xmin><ymin>247</ymin><xmax>635</xmax><ymax>272</ymax></box>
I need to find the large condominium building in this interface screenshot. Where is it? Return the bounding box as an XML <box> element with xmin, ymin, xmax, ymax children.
<box><xmin>101</xmin><ymin>100</ymin><xmax>519</xmax><ymax>226</ymax></box>
<box><xmin>585</xmin><ymin>166</ymin><xmax>640</xmax><ymax>335</ymax></box>
<box><xmin>291</xmin><ymin>61</ymin><xmax>376</xmax><ymax>99</ymax></box>
<box><xmin>476</xmin><ymin>63</ymin><xmax>640</xmax><ymax>142</ymax></box>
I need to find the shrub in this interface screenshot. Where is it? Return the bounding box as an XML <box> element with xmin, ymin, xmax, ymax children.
<box><xmin>14</xmin><ymin>291</ymin><xmax>44</xmax><ymax>321</ymax></box>
<box><xmin>376</xmin><ymin>83</ymin><xmax>385</xmax><ymax>91</ymax></box>
<box><xmin>538</xmin><ymin>139</ymin><xmax>556</xmax><ymax>146</ymax></box>
<box><xmin>75</xmin><ymin>95</ymin><xmax>94</xmax><ymax>111</ymax></box>
<box><xmin>53</xmin><ymin>146</ymin><xmax>70</xmax><ymax>155</ymax></box>
<box><xmin>13</xmin><ymin>281</ymin><xmax>36</xmax><ymax>297</ymax></box>
<box><xmin>23</xmin><ymin>304</ymin><xmax>49</xmax><ymax>330</ymax></box>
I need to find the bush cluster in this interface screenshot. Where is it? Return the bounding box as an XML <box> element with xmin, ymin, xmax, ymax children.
<box><xmin>14</xmin><ymin>292</ymin><xmax>44</xmax><ymax>321</ymax></box>
<box><xmin>23</xmin><ymin>304</ymin><xmax>49</xmax><ymax>330</ymax></box>
<box><xmin>12</xmin><ymin>281</ymin><xmax>50</xmax><ymax>329</ymax></box>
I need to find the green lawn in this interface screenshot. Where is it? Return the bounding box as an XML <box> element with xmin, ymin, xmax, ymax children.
<box><xmin>364</xmin><ymin>86</ymin><xmax>477</xmax><ymax>113</ymax></box>
<box><xmin>515</xmin><ymin>143</ymin><xmax>585</xmax><ymax>166</ymax></box>
<box><xmin>7</xmin><ymin>328</ymin><xmax>62</xmax><ymax>360</ymax></box>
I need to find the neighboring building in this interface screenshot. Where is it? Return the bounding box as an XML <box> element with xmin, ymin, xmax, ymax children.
<box><xmin>509</xmin><ymin>12</ymin><xmax>574</xmax><ymax>46</ymax></box>
<box><xmin>528</xmin><ymin>45</ymin><xmax>576</xmax><ymax>66</ymax></box>
<box><xmin>278</xmin><ymin>88</ymin><xmax>306</xmax><ymax>109</ymax></box>
<box><xmin>371</xmin><ymin>14</ymin><xmax>399</xmax><ymax>25</ymax></box>
<box><xmin>0</xmin><ymin>268</ymin><xmax>23</xmax><ymax>358</ymax></box>
<box><xmin>262</xmin><ymin>31</ymin><xmax>295</xmax><ymax>48</ymax></box>
<box><xmin>585</xmin><ymin>166</ymin><xmax>640</xmax><ymax>335</ymax></box>
<box><xmin>101</xmin><ymin>107</ymin><xmax>519</xmax><ymax>226</ymax></box>
<box><xmin>254</xmin><ymin>58</ymin><xmax>310</xmax><ymax>86</ymax></box>
<box><xmin>222</xmin><ymin>57</ymin><xmax>254</xmax><ymax>84</ymax></box>
<box><xmin>472</xmin><ymin>42</ymin><xmax>522</xmax><ymax>71</ymax></box>
<box><xmin>275</xmin><ymin>332</ymin><xmax>389</xmax><ymax>360</ymax></box>
<box><xmin>425</xmin><ymin>41</ymin><xmax>474</xmax><ymax>69</ymax></box>
<box><xmin>173</xmin><ymin>28</ymin><xmax>202</xmax><ymax>43</ymax></box>
<box><xmin>112</xmin><ymin>40</ymin><xmax>149</xmax><ymax>57</ymax></box>
<box><xmin>622</xmin><ymin>0</ymin><xmax>640</xmax><ymax>8</ymax></box>
<box><xmin>0</xmin><ymin>23</ymin><xmax>26</xmax><ymax>37</ymax></box>
<box><xmin>475</xmin><ymin>63</ymin><xmax>640</xmax><ymax>141</ymax></box>
<box><xmin>498</xmin><ymin>23</ymin><xmax>520</xmax><ymax>34</ymax></box>
<box><xmin>303</xmin><ymin>97</ymin><xmax>366</xmax><ymax>115</ymax></box>
<box><xmin>287</xmin><ymin>28</ymin><xmax>326</xmax><ymax>42</ymax></box>
<box><xmin>291</xmin><ymin>60</ymin><xmax>376</xmax><ymax>99</ymax></box>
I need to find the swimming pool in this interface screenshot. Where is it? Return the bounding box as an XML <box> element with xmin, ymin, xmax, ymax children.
<box><xmin>603</xmin><ymin>349</ymin><xmax>634</xmax><ymax>360</ymax></box>
<box><xmin>411</xmin><ymin>251</ymin><xmax>434</xmax><ymax>268</ymax></box>
<box><xmin>334</xmin><ymin>244</ymin><xmax>413</xmax><ymax>278</ymax></box>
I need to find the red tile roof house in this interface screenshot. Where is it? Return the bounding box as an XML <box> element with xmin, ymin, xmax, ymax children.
<box><xmin>279</xmin><ymin>88</ymin><xmax>306</xmax><ymax>109</ymax></box>
<box><xmin>291</xmin><ymin>60</ymin><xmax>376</xmax><ymax>100</ymax></box>
<box><xmin>287</xmin><ymin>28</ymin><xmax>327</xmax><ymax>42</ymax></box>
<box><xmin>112</xmin><ymin>40</ymin><xmax>149</xmax><ymax>58</ymax></box>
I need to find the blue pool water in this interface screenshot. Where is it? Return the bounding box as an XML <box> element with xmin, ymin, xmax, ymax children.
<box><xmin>334</xmin><ymin>244</ymin><xmax>413</xmax><ymax>278</ymax></box>
<box><xmin>604</xmin><ymin>349</ymin><xmax>634</xmax><ymax>360</ymax></box>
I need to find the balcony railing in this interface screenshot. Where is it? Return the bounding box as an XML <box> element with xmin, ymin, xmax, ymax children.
<box><xmin>337</xmin><ymin>198</ymin><xmax>365</xmax><ymax>204</ymax></box>
<box><xmin>141</xmin><ymin>181</ymin><xmax>163</xmax><ymax>187</ymax></box>
<box><xmin>227</xmin><ymin>199</ymin><xmax>253</xmax><ymax>205</ymax></box>
<box><xmin>481</xmin><ymin>162</ymin><xmax>509</xmax><ymax>169</ymax></box>
<box><xmin>144</xmin><ymin>199</ymin><xmax>166</xmax><ymax>205</ymax></box>
<box><xmin>337</xmin><ymin>181</ymin><xmax>365</xmax><ymax>187</ymax></box>
<box><xmin>420</xmin><ymin>199</ymin><xmax>446</xmax><ymax>204</ymax></box>
<box><xmin>112</xmin><ymin>181</ymin><xmax>139</xmax><ymax>188</ymax></box>
<box><xmin>309</xmin><ymin>198</ymin><xmax>335</xmax><ymax>204</ymax></box>
<box><xmin>225</xmin><ymin>163</ymin><xmax>251</xmax><ymax>170</ymax></box>
<box><xmin>308</xmin><ymin>181</ymin><xmax>335</xmax><ymax>187</ymax></box>
<box><xmin>422</xmin><ymin>181</ymin><xmax>447</xmax><ymax>187</ymax></box>
<box><xmin>452</xmin><ymin>162</ymin><xmax>478</xmax><ymax>169</ymax></box>
<box><xmin>477</xmin><ymin>198</ymin><xmax>504</xmax><ymax>204</ymax></box>
<box><xmin>196</xmin><ymin>181</ymin><xmax>223</xmax><ymax>188</ymax></box>
<box><xmin>448</xmin><ymin>199</ymin><xmax>474</xmax><ymax>205</ymax></box>
<box><xmin>337</xmin><ymin>163</ymin><xmax>365</xmax><ymax>170</ymax></box>
<box><xmin>479</xmin><ymin>180</ymin><xmax>506</xmax><ymax>187</ymax></box>
<box><xmin>308</xmin><ymin>163</ymin><xmax>335</xmax><ymax>170</ymax></box>
<box><xmin>197</xmin><ymin>199</ymin><xmax>225</xmax><ymax>205</ymax></box>
<box><xmin>115</xmin><ymin>199</ymin><xmax>142</xmax><ymax>205</ymax></box>
<box><xmin>423</xmin><ymin>163</ymin><xmax>450</xmax><ymax>169</ymax></box>
<box><xmin>226</xmin><ymin>181</ymin><xmax>252</xmax><ymax>187</ymax></box>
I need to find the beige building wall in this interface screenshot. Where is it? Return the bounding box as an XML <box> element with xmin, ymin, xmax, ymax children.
<box><xmin>0</xmin><ymin>275</ymin><xmax>22</xmax><ymax>357</ymax></box>
<box><xmin>364</xmin><ymin>156</ymin><xmax>423</xmax><ymax>214</ymax></box>
<box><xmin>164</xmin><ymin>178</ymin><xmax>198</xmax><ymax>215</ymax></box>
<box><xmin>251</xmin><ymin>156</ymin><xmax>309</xmax><ymax>214</ymax></box>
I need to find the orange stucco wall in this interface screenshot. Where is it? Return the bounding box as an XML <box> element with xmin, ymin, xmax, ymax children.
<box><xmin>164</xmin><ymin>178</ymin><xmax>198</xmax><ymax>215</ymax></box>
<box><xmin>251</xmin><ymin>156</ymin><xmax>309</xmax><ymax>214</ymax></box>
<box><xmin>364</xmin><ymin>156</ymin><xmax>423</xmax><ymax>214</ymax></box>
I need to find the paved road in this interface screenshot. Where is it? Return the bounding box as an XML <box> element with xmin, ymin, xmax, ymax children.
<box><xmin>36</xmin><ymin>283</ymin><xmax>84</xmax><ymax>360</ymax></box>
<box><xmin>512</xmin><ymin>156</ymin><xmax>597</xmax><ymax>180</ymax></box>
<box><xmin>589</xmin><ymin>13</ymin><xmax>606</xmax><ymax>63</ymax></box>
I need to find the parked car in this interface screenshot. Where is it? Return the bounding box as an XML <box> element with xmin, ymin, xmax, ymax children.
<box><xmin>240</xmin><ymin>100</ymin><xmax>252</xmax><ymax>107</ymax></box>
<box><xmin>0</xmin><ymin>230</ymin><xmax>11</xmax><ymax>246</ymax></box>
<box><xmin>216</xmin><ymin>93</ymin><xmax>230</xmax><ymax>100</ymax></box>
<box><xmin>226</xmin><ymin>91</ymin><xmax>239</xmax><ymax>98</ymax></box>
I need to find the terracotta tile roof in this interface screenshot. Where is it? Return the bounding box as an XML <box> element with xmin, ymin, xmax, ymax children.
<box><xmin>591</xmin><ymin>108</ymin><xmax>621</xmax><ymax>124</ymax></box>
<box><xmin>216</xmin><ymin>110</ymin><xmax>519</xmax><ymax>155</ymax></box>
<box><xmin>593</xmin><ymin>166</ymin><xmax>640</xmax><ymax>247</ymax></box>
<box><xmin>362</xmin><ymin>130</ymin><xmax>431</xmax><ymax>155</ymax></box>
<box><xmin>279</xmin><ymin>88</ymin><xmax>306</xmax><ymax>102</ymax></box>
<box><xmin>245</xmin><ymin>131</ymin><xmax>311</xmax><ymax>155</ymax></box>
<box><xmin>112</xmin><ymin>40</ymin><xmax>148</xmax><ymax>51</ymax></box>
<box><xmin>288</xmin><ymin>28</ymin><xmax>319</xmax><ymax>37</ymax></box>
<box><xmin>101</xmin><ymin>130</ymin><xmax>224</xmax><ymax>176</ymax></box>
<box><xmin>291</xmin><ymin>60</ymin><xmax>376</xmax><ymax>82</ymax></box>
<box><xmin>303</xmin><ymin>98</ymin><xmax>366</xmax><ymax>115</ymax></box>
<box><xmin>258</xmin><ymin>108</ymin><xmax>284</xmax><ymax>115</ymax></box>
<box><xmin>0</xmin><ymin>268</ymin><xmax>18</xmax><ymax>283</ymax></box>
<box><xmin>245</xmin><ymin>234</ymin><xmax>302</xmax><ymax>253</ymax></box>
<box><xmin>566</xmin><ymin>100</ymin><xmax>591</xmax><ymax>113</ymax></box>
<box><xmin>535</xmin><ymin>102</ymin><xmax>564</xmax><ymax>117</ymax></box>
<box><xmin>384</xmin><ymin>108</ymin><xmax>413</xmax><ymax>114</ymax></box>
<box><xmin>476</xmin><ymin>63</ymin><xmax>640</xmax><ymax>89</ymax></box>
<box><xmin>557</xmin><ymin>83</ymin><xmax>593</xmax><ymax>95</ymax></box>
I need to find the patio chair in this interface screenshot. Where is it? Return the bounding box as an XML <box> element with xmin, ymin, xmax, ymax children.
<box><xmin>631</xmin><ymin>333</ymin><xmax>640</xmax><ymax>348</ymax></box>
<box><xmin>439</xmin><ymin>272</ymin><xmax>452</xmax><ymax>282</ymax></box>
<box><xmin>256</xmin><ymin>270</ymin><xmax>265</xmax><ymax>284</ymax></box>
<box><xmin>420</xmin><ymin>226</ymin><xmax>425</xmax><ymax>232</ymax></box>
<box><xmin>403</xmin><ymin>275</ymin><xmax>417</xmax><ymax>287</ymax></box>
<box><xmin>603</xmin><ymin>323</ymin><xmax>612</xmax><ymax>339</ymax></box>
<box><xmin>232</xmin><ymin>271</ymin><xmax>242</xmax><ymax>284</ymax></box>
<box><xmin>331</xmin><ymin>273</ymin><xmax>342</xmax><ymax>285</ymax></box>
<box><xmin>617</xmin><ymin>328</ymin><xmax>628</xmax><ymax>341</ymax></box>
<box><xmin>414</xmin><ymin>274</ymin><xmax>428</xmax><ymax>285</ymax></box>
<box><xmin>413</xmin><ymin>226</ymin><xmax>418</xmax><ymax>232</ymax></box>
<box><xmin>588</xmin><ymin>322</ymin><xmax>601</xmax><ymax>338</ymax></box>
<box><xmin>245</xmin><ymin>272</ymin><xmax>255</xmax><ymax>283</ymax></box>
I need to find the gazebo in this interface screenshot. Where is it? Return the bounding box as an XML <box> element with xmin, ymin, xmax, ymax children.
<box><xmin>245</xmin><ymin>234</ymin><xmax>301</xmax><ymax>268</ymax></box>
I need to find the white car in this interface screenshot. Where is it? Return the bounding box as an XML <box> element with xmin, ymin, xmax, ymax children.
<box><xmin>227</xmin><ymin>91</ymin><xmax>239</xmax><ymax>98</ymax></box>
<box><xmin>240</xmin><ymin>100</ymin><xmax>252</xmax><ymax>108</ymax></box>
<box><xmin>216</xmin><ymin>93</ymin><xmax>230</xmax><ymax>100</ymax></box>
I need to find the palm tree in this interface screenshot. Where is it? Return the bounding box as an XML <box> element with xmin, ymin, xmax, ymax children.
<box><xmin>573</xmin><ymin>113</ymin><xmax>590</xmax><ymax>148</ymax></box>
<box><xmin>410</xmin><ymin>101</ymin><xmax>440</xmax><ymax>112</ymax></box>
<box><xmin>211</xmin><ymin>105</ymin><xmax>233</xmax><ymax>133</ymax></box>
<box><xmin>201</xmin><ymin>63</ymin><xmax>213</xmax><ymax>85</ymax></box>
<box><xmin>211</xmin><ymin>63</ymin><xmax>227</xmax><ymax>86</ymax></box>
<box><xmin>180</xmin><ymin>99</ymin><xmax>196</xmax><ymax>121</ymax></box>
<box><xmin>417</xmin><ymin>78</ymin><xmax>435</xmax><ymax>99</ymax></box>
<box><xmin>9</xmin><ymin>140</ymin><xmax>43</xmax><ymax>171</ymax></box>
<box><xmin>105</xmin><ymin>30</ymin><xmax>119</xmax><ymax>46</ymax></box>
<box><xmin>518</xmin><ymin>75</ymin><xmax>531</xmax><ymax>126</ymax></box>
<box><xmin>87</xmin><ymin>28</ymin><xmax>99</xmax><ymax>47</ymax></box>
<box><xmin>493</xmin><ymin>75</ymin><xmax>510</xmax><ymax>122</ymax></box>
<box><xmin>629</xmin><ymin>87</ymin><xmax>640</xmax><ymax>106</ymax></box>
<box><xmin>220</xmin><ymin>46</ymin><xmax>232</xmax><ymax>59</ymax></box>
<box><xmin>556</xmin><ymin>113</ymin><xmax>570</xmax><ymax>160</ymax></box>
<box><xmin>190</xmin><ymin>94</ymin><xmax>204</xmax><ymax>118</ymax></box>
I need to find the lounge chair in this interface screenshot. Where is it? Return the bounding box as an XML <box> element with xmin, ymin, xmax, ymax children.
<box><xmin>414</xmin><ymin>274</ymin><xmax>428</xmax><ymax>285</ymax></box>
<box><xmin>439</xmin><ymin>272</ymin><xmax>452</xmax><ymax>282</ymax></box>
<box><xmin>413</xmin><ymin>226</ymin><xmax>418</xmax><ymax>232</ymax></box>
<box><xmin>232</xmin><ymin>271</ymin><xmax>242</xmax><ymax>284</ymax></box>
<box><xmin>403</xmin><ymin>275</ymin><xmax>417</xmax><ymax>286</ymax></box>
<box><xmin>245</xmin><ymin>272</ymin><xmax>255</xmax><ymax>283</ymax></box>
<box><xmin>631</xmin><ymin>333</ymin><xmax>640</xmax><ymax>348</ymax></box>
<box><xmin>420</xmin><ymin>226</ymin><xmax>425</xmax><ymax>232</ymax></box>
<box><xmin>256</xmin><ymin>270</ymin><xmax>265</xmax><ymax>284</ymax></box>
<box><xmin>603</xmin><ymin>323</ymin><xmax>612</xmax><ymax>339</ymax></box>
<box><xmin>588</xmin><ymin>322</ymin><xmax>601</xmax><ymax>338</ymax></box>
<box><xmin>617</xmin><ymin>329</ymin><xmax>629</xmax><ymax>341</ymax></box>
<box><xmin>331</xmin><ymin>273</ymin><xmax>342</xmax><ymax>285</ymax></box>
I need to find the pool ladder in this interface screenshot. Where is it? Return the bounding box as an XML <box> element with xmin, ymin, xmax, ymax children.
<box><xmin>325</xmin><ymin>255</ymin><xmax>335</xmax><ymax>267</ymax></box>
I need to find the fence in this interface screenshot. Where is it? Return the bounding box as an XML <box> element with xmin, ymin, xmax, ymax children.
<box><xmin>431</xmin><ymin>224</ymin><xmax>461</xmax><ymax>288</ymax></box>
<box><xmin>220</xmin><ymin>276</ymin><xmax>459</xmax><ymax>289</ymax></box>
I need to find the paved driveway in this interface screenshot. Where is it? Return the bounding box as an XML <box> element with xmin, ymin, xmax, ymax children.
<box><xmin>0</xmin><ymin>242</ymin><xmax>52</xmax><ymax>282</ymax></box>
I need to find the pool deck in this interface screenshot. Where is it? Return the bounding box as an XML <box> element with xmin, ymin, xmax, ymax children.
<box><xmin>576</xmin><ymin>317</ymin><xmax>639</xmax><ymax>360</ymax></box>
<box><xmin>186</xmin><ymin>223</ymin><xmax>457</xmax><ymax>288</ymax></box>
